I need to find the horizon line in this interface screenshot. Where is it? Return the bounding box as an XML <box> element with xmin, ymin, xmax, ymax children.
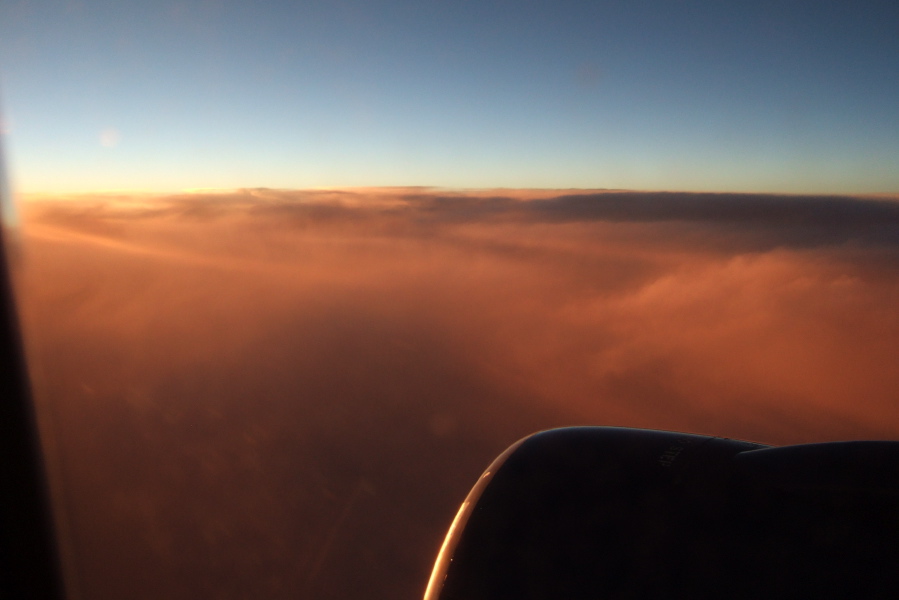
<box><xmin>15</xmin><ymin>186</ymin><xmax>899</xmax><ymax>203</ymax></box>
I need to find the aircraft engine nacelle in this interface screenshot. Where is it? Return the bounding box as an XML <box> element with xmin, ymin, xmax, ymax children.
<box><xmin>425</xmin><ymin>427</ymin><xmax>899</xmax><ymax>600</ymax></box>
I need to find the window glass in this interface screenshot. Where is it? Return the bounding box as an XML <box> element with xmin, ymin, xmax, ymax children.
<box><xmin>1</xmin><ymin>2</ymin><xmax>898</xmax><ymax>599</ymax></box>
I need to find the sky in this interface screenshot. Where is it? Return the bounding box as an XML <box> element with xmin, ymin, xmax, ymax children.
<box><xmin>17</xmin><ymin>188</ymin><xmax>899</xmax><ymax>599</ymax></box>
<box><xmin>1</xmin><ymin>0</ymin><xmax>898</xmax><ymax>193</ymax></box>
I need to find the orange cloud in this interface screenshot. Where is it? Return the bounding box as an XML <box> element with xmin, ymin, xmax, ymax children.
<box><xmin>14</xmin><ymin>189</ymin><xmax>899</xmax><ymax>599</ymax></box>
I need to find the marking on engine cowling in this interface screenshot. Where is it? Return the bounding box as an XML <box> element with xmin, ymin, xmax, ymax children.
<box><xmin>657</xmin><ymin>438</ymin><xmax>697</xmax><ymax>467</ymax></box>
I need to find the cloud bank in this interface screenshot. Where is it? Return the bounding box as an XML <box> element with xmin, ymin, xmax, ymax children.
<box><xmin>16</xmin><ymin>188</ymin><xmax>899</xmax><ymax>599</ymax></box>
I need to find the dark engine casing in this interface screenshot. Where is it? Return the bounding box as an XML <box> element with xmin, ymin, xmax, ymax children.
<box><xmin>426</xmin><ymin>427</ymin><xmax>899</xmax><ymax>600</ymax></box>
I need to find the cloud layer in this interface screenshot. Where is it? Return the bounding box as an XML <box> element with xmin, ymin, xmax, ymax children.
<box><xmin>16</xmin><ymin>189</ymin><xmax>899</xmax><ymax>599</ymax></box>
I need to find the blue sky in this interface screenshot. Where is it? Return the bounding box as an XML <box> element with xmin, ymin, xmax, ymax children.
<box><xmin>1</xmin><ymin>0</ymin><xmax>897</xmax><ymax>194</ymax></box>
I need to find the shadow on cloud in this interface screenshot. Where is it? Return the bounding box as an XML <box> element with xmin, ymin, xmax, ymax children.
<box><xmin>16</xmin><ymin>188</ymin><xmax>899</xmax><ymax>600</ymax></box>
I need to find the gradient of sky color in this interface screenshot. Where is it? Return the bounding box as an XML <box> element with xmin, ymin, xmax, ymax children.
<box><xmin>1</xmin><ymin>0</ymin><xmax>897</xmax><ymax>194</ymax></box>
